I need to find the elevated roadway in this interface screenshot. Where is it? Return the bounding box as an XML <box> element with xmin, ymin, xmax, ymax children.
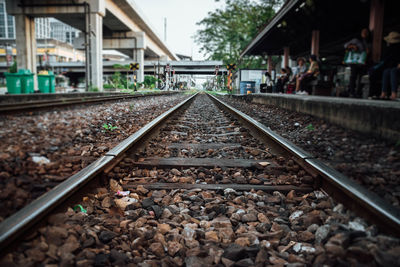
<box><xmin>6</xmin><ymin>0</ymin><xmax>178</xmax><ymax>89</ymax></box>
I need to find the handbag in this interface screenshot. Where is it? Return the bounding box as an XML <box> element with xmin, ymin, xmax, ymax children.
<box><xmin>344</xmin><ymin>50</ymin><xmax>367</xmax><ymax>65</ymax></box>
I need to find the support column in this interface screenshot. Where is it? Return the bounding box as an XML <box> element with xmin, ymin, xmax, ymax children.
<box><xmin>136</xmin><ymin>48</ymin><xmax>144</xmax><ymax>83</ymax></box>
<box><xmin>15</xmin><ymin>15</ymin><xmax>37</xmax><ymax>89</ymax></box>
<box><xmin>283</xmin><ymin>47</ymin><xmax>290</xmax><ymax>68</ymax></box>
<box><xmin>369</xmin><ymin>0</ymin><xmax>384</xmax><ymax>62</ymax></box>
<box><xmin>311</xmin><ymin>30</ymin><xmax>320</xmax><ymax>57</ymax></box>
<box><xmin>267</xmin><ymin>55</ymin><xmax>272</xmax><ymax>73</ymax></box>
<box><xmin>90</xmin><ymin>13</ymin><xmax>103</xmax><ymax>90</ymax></box>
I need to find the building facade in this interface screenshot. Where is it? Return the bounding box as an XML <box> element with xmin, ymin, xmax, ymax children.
<box><xmin>50</xmin><ymin>18</ymin><xmax>80</xmax><ymax>45</ymax></box>
<box><xmin>0</xmin><ymin>0</ymin><xmax>14</xmax><ymax>39</ymax></box>
<box><xmin>0</xmin><ymin>0</ymin><xmax>83</xmax><ymax>63</ymax></box>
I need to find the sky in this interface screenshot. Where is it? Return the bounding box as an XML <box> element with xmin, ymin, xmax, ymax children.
<box><xmin>134</xmin><ymin>0</ymin><xmax>225</xmax><ymax>60</ymax></box>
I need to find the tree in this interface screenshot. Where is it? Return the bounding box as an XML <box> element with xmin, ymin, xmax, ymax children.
<box><xmin>195</xmin><ymin>0</ymin><xmax>282</xmax><ymax>68</ymax></box>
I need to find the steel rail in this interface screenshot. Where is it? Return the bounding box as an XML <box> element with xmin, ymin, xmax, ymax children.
<box><xmin>0</xmin><ymin>92</ymin><xmax>178</xmax><ymax>113</ymax></box>
<box><xmin>207</xmin><ymin>93</ymin><xmax>400</xmax><ymax>236</ymax></box>
<box><xmin>1</xmin><ymin>91</ymin><xmax>399</xmax><ymax>255</ymax></box>
<box><xmin>0</xmin><ymin>93</ymin><xmax>198</xmax><ymax>252</ymax></box>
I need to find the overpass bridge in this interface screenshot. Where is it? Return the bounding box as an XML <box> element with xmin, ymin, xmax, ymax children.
<box><xmin>0</xmin><ymin>60</ymin><xmax>227</xmax><ymax>75</ymax></box>
<box><xmin>5</xmin><ymin>0</ymin><xmax>178</xmax><ymax>90</ymax></box>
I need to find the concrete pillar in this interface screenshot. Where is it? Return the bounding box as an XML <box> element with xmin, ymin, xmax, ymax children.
<box><xmin>15</xmin><ymin>15</ymin><xmax>37</xmax><ymax>89</ymax></box>
<box><xmin>311</xmin><ymin>30</ymin><xmax>320</xmax><ymax>57</ymax></box>
<box><xmin>90</xmin><ymin>13</ymin><xmax>103</xmax><ymax>90</ymax></box>
<box><xmin>267</xmin><ymin>55</ymin><xmax>272</xmax><ymax>73</ymax></box>
<box><xmin>283</xmin><ymin>47</ymin><xmax>290</xmax><ymax>68</ymax></box>
<box><xmin>136</xmin><ymin>48</ymin><xmax>144</xmax><ymax>83</ymax></box>
<box><xmin>369</xmin><ymin>0</ymin><xmax>384</xmax><ymax>62</ymax></box>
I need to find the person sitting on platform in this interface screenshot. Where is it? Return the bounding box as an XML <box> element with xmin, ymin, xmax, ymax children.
<box><xmin>275</xmin><ymin>68</ymin><xmax>290</xmax><ymax>93</ymax></box>
<box><xmin>292</xmin><ymin>57</ymin><xmax>307</xmax><ymax>92</ymax></box>
<box><xmin>344</xmin><ymin>28</ymin><xmax>371</xmax><ymax>98</ymax></box>
<box><xmin>297</xmin><ymin>54</ymin><xmax>320</xmax><ymax>95</ymax></box>
<box><xmin>378</xmin><ymin>31</ymin><xmax>400</xmax><ymax>100</ymax></box>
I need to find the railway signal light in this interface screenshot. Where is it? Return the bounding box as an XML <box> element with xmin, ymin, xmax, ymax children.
<box><xmin>130</xmin><ymin>63</ymin><xmax>139</xmax><ymax>71</ymax></box>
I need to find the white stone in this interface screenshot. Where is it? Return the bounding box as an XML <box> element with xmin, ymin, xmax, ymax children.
<box><xmin>348</xmin><ymin>220</ymin><xmax>366</xmax><ymax>232</ymax></box>
<box><xmin>32</xmin><ymin>156</ymin><xmax>50</xmax><ymax>165</ymax></box>
<box><xmin>289</xmin><ymin>210</ymin><xmax>304</xmax><ymax>222</ymax></box>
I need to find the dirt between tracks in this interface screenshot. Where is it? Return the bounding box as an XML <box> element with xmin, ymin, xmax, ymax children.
<box><xmin>0</xmin><ymin>94</ymin><xmax>189</xmax><ymax>221</ymax></box>
<box><xmin>217</xmin><ymin>95</ymin><xmax>400</xmax><ymax>209</ymax></box>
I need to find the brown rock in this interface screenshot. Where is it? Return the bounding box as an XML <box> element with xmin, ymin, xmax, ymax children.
<box><xmin>211</xmin><ymin>216</ymin><xmax>232</xmax><ymax>228</ymax></box>
<box><xmin>101</xmin><ymin>196</ymin><xmax>112</xmax><ymax>208</ymax></box>
<box><xmin>25</xmin><ymin>248</ymin><xmax>46</xmax><ymax>262</ymax></box>
<box><xmin>287</xmin><ymin>190</ymin><xmax>295</xmax><ymax>200</ymax></box>
<box><xmin>257</xmin><ymin>213</ymin><xmax>270</xmax><ymax>224</ymax></box>
<box><xmin>173</xmin><ymin>195</ymin><xmax>182</xmax><ymax>203</ymax></box>
<box><xmin>325</xmin><ymin>243</ymin><xmax>345</xmax><ymax>256</ymax></box>
<box><xmin>317</xmin><ymin>200</ymin><xmax>332</xmax><ymax>209</ymax></box>
<box><xmin>179</xmin><ymin>177</ymin><xmax>192</xmax><ymax>183</ymax></box>
<box><xmin>250</xmin><ymin>178</ymin><xmax>263</xmax><ymax>185</ymax></box>
<box><xmin>205</xmin><ymin>231</ymin><xmax>219</xmax><ymax>242</ymax></box>
<box><xmin>171</xmin><ymin>168</ymin><xmax>182</xmax><ymax>176</ymax></box>
<box><xmin>241</xmin><ymin>213</ymin><xmax>257</xmax><ymax>223</ymax></box>
<box><xmin>57</xmin><ymin>235</ymin><xmax>80</xmax><ymax>255</ymax></box>
<box><xmin>158</xmin><ymin>223</ymin><xmax>171</xmax><ymax>235</ymax></box>
<box><xmin>114</xmin><ymin>197</ymin><xmax>137</xmax><ymax>210</ymax></box>
<box><xmin>221</xmin><ymin>257</ymin><xmax>235</xmax><ymax>267</ymax></box>
<box><xmin>153</xmin><ymin>233</ymin><xmax>167</xmax><ymax>246</ymax></box>
<box><xmin>110</xmin><ymin>179</ymin><xmax>122</xmax><ymax>192</ymax></box>
<box><xmin>167</xmin><ymin>241</ymin><xmax>183</xmax><ymax>256</ymax></box>
<box><xmin>235</xmin><ymin>237</ymin><xmax>250</xmax><ymax>247</ymax></box>
<box><xmin>201</xmin><ymin>191</ymin><xmax>213</xmax><ymax>199</ymax></box>
<box><xmin>302</xmin><ymin>210</ymin><xmax>322</xmax><ymax>227</ymax></box>
<box><xmin>255</xmin><ymin>248</ymin><xmax>269</xmax><ymax>264</ymax></box>
<box><xmin>150</xmin><ymin>242</ymin><xmax>165</xmax><ymax>257</ymax></box>
<box><xmin>298</xmin><ymin>231</ymin><xmax>315</xmax><ymax>242</ymax></box>
<box><xmin>269</xmin><ymin>256</ymin><xmax>287</xmax><ymax>265</ymax></box>
<box><xmin>218</xmin><ymin>227</ymin><xmax>235</xmax><ymax>243</ymax></box>
<box><xmin>136</xmin><ymin>185</ymin><xmax>149</xmax><ymax>195</ymax></box>
<box><xmin>162</xmin><ymin>208</ymin><xmax>173</xmax><ymax>219</ymax></box>
<box><xmin>162</xmin><ymin>195</ymin><xmax>172</xmax><ymax>206</ymax></box>
<box><xmin>46</xmin><ymin>226</ymin><xmax>68</xmax><ymax>246</ymax></box>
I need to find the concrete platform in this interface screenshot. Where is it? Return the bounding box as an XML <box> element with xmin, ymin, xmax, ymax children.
<box><xmin>230</xmin><ymin>93</ymin><xmax>400</xmax><ymax>142</ymax></box>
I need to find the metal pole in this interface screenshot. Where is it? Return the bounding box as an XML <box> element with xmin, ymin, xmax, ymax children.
<box><xmin>84</xmin><ymin>3</ymin><xmax>89</xmax><ymax>91</ymax></box>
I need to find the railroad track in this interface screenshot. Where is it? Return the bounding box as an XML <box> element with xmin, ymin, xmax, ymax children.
<box><xmin>0</xmin><ymin>91</ymin><xmax>176</xmax><ymax>113</ymax></box>
<box><xmin>0</xmin><ymin>93</ymin><xmax>399</xmax><ymax>266</ymax></box>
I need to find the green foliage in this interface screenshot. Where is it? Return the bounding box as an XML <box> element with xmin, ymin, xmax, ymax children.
<box><xmin>102</xmin><ymin>123</ymin><xmax>118</xmax><ymax>132</ymax></box>
<box><xmin>143</xmin><ymin>76</ymin><xmax>158</xmax><ymax>88</ymax></box>
<box><xmin>113</xmin><ymin>64</ymin><xmax>130</xmax><ymax>70</ymax></box>
<box><xmin>103</xmin><ymin>84</ymin><xmax>114</xmax><ymax>89</ymax></box>
<box><xmin>306</xmin><ymin>124</ymin><xmax>315</xmax><ymax>131</ymax></box>
<box><xmin>89</xmin><ymin>85</ymin><xmax>99</xmax><ymax>92</ymax></box>
<box><xmin>8</xmin><ymin>61</ymin><xmax>17</xmax><ymax>73</ymax></box>
<box><xmin>195</xmin><ymin>0</ymin><xmax>281</xmax><ymax>68</ymax></box>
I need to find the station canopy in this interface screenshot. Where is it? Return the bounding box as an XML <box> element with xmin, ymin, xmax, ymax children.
<box><xmin>241</xmin><ymin>0</ymin><xmax>400</xmax><ymax>64</ymax></box>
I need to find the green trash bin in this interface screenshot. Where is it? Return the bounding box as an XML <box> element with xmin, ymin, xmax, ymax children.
<box><xmin>18</xmin><ymin>69</ymin><xmax>35</xmax><ymax>94</ymax></box>
<box><xmin>4</xmin><ymin>72</ymin><xmax>21</xmax><ymax>94</ymax></box>
<box><xmin>49</xmin><ymin>71</ymin><xmax>55</xmax><ymax>93</ymax></box>
<box><xmin>38</xmin><ymin>71</ymin><xmax>55</xmax><ymax>93</ymax></box>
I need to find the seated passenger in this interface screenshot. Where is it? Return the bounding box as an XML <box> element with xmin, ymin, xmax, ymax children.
<box><xmin>379</xmin><ymin>31</ymin><xmax>400</xmax><ymax>100</ymax></box>
<box><xmin>275</xmin><ymin>68</ymin><xmax>289</xmax><ymax>93</ymax></box>
<box><xmin>292</xmin><ymin>57</ymin><xmax>307</xmax><ymax>92</ymax></box>
<box><xmin>297</xmin><ymin>55</ymin><xmax>320</xmax><ymax>95</ymax></box>
<box><xmin>344</xmin><ymin>28</ymin><xmax>371</xmax><ymax>98</ymax></box>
